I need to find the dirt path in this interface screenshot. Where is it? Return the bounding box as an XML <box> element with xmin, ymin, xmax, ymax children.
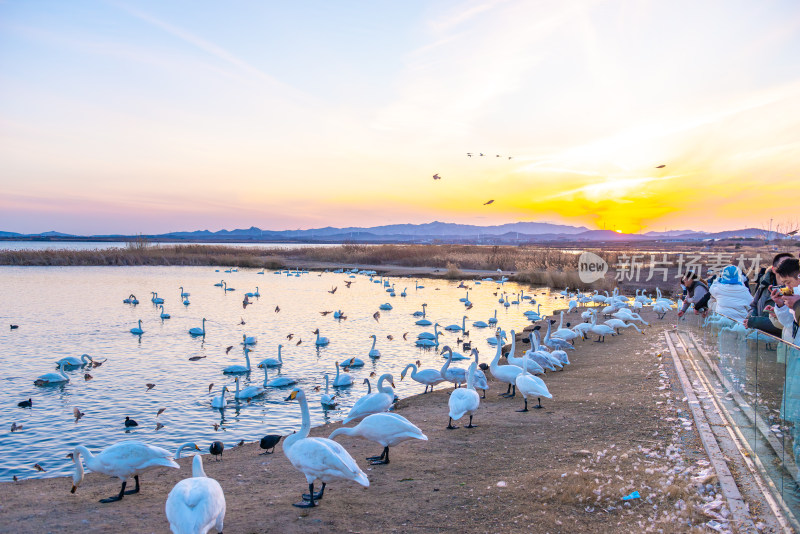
<box><xmin>0</xmin><ymin>309</ymin><xmax>726</xmax><ymax>533</ymax></box>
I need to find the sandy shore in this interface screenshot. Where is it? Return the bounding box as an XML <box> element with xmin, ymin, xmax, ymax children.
<box><xmin>1</xmin><ymin>309</ymin><xmax>722</xmax><ymax>533</ymax></box>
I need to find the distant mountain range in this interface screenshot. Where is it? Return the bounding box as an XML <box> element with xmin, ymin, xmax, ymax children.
<box><xmin>0</xmin><ymin>222</ymin><xmax>785</xmax><ymax>244</ymax></box>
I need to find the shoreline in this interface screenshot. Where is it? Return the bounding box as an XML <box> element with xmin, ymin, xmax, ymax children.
<box><xmin>0</xmin><ymin>309</ymin><xmax>742</xmax><ymax>533</ymax></box>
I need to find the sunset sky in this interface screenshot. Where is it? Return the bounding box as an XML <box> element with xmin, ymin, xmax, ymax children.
<box><xmin>1</xmin><ymin>1</ymin><xmax>799</xmax><ymax>235</ymax></box>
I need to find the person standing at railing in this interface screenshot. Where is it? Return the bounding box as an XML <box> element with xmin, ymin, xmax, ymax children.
<box><xmin>746</xmin><ymin>253</ymin><xmax>795</xmax><ymax>337</ymax></box>
<box><xmin>677</xmin><ymin>271</ymin><xmax>710</xmax><ymax>318</ymax></box>
<box><xmin>709</xmin><ymin>265</ymin><xmax>753</xmax><ymax>323</ymax></box>
<box><xmin>768</xmin><ymin>258</ymin><xmax>800</xmax><ymax>431</ymax></box>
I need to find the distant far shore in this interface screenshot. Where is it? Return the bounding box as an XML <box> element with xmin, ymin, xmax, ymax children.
<box><xmin>0</xmin><ymin>241</ymin><xmax>782</xmax><ymax>296</ymax></box>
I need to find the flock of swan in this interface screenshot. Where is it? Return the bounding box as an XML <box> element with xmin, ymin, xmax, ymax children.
<box><xmin>18</xmin><ymin>268</ymin><xmax>678</xmax><ymax>533</ymax></box>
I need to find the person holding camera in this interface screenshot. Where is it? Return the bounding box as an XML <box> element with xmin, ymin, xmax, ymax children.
<box><xmin>677</xmin><ymin>271</ymin><xmax>710</xmax><ymax>317</ymax></box>
<box><xmin>746</xmin><ymin>253</ymin><xmax>795</xmax><ymax>336</ymax></box>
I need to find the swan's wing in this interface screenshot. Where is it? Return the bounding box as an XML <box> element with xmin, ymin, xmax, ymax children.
<box><xmin>358</xmin><ymin>413</ymin><xmax>427</xmax><ymax>444</ymax></box>
<box><xmin>166</xmin><ymin>478</ymin><xmax>225</xmax><ymax>534</ymax></box>
<box><xmin>345</xmin><ymin>393</ymin><xmax>390</xmax><ymax>422</ymax></box>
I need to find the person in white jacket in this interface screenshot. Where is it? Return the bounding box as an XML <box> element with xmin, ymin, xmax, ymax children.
<box><xmin>709</xmin><ymin>265</ymin><xmax>754</xmax><ymax>323</ymax></box>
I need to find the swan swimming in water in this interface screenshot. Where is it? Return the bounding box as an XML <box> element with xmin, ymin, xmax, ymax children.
<box><xmin>35</xmin><ymin>360</ymin><xmax>70</xmax><ymax>386</ymax></box>
<box><xmin>329</xmin><ymin>412</ymin><xmax>427</xmax><ymax>465</ymax></box>
<box><xmin>222</xmin><ymin>347</ymin><xmax>252</xmax><ymax>374</ymax></box>
<box><xmin>332</xmin><ymin>361</ymin><xmax>353</xmax><ymax>387</ymax></box>
<box><xmin>130</xmin><ymin>319</ymin><xmax>144</xmax><ymax>335</ymax></box>
<box><xmin>159</xmin><ymin>305</ymin><xmax>171</xmax><ymax>319</ymax></box>
<box><xmin>258</xmin><ymin>344</ymin><xmax>283</xmax><ymax>368</ymax></box>
<box><xmin>211</xmin><ymin>386</ymin><xmax>228</xmax><ymax>408</ymax></box>
<box><xmin>188</xmin><ymin>318</ymin><xmax>206</xmax><ymax>337</ymax></box>
<box><xmin>165</xmin><ymin>454</ymin><xmax>226</xmax><ymax>534</ymax></box>
<box><xmin>55</xmin><ymin>354</ymin><xmax>93</xmax><ymax>369</ymax></box>
<box><xmin>368</xmin><ymin>335</ymin><xmax>381</xmax><ymax>358</ymax></box>
<box><xmin>70</xmin><ymin>440</ymin><xmax>179</xmax><ymax>503</ymax></box>
<box><xmin>258</xmin><ymin>363</ymin><xmax>297</xmax><ymax>387</ymax></box>
<box><xmin>283</xmin><ymin>388</ymin><xmax>369</xmax><ymax>507</ymax></box>
<box><xmin>314</xmin><ymin>329</ymin><xmax>329</xmax><ymax>346</ymax></box>
<box><xmin>320</xmin><ymin>374</ymin><xmax>337</xmax><ymax>407</ymax></box>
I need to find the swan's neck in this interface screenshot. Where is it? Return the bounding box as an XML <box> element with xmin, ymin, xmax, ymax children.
<box><xmin>371</xmin><ymin>337</ymin><xmax>376</xmax><ymax>350</ymax></box>
<box><xmin>558</xmin><ymin>312</ymin><xmax>564</xmax><ymax>329</ymax></box>
<box><xmin>58</xmin><ymin>362</ymin><xmax>68</xmax><ymax>379</ymax></box>
<box><xmin>402</xmin><ymin>363</ymin><xmax>416</xmax><ymax>380</ymax></box>
<box><xmin>175</xmin><ymin>442</ymin><xmax>195</xmax><ymax>459</ymax></box>
<box><xmin>244</xmin><ymin>350</ymin><xmax>251</xmax><ymax>369</ymax></box>
<box><xmin>72</xmin><ymin>446</ymin><xmax>91</xmax><ymax>487</ymax></box>
<box><xmin>508</xmin><ymin>331</ymin><xmax>516</xmax><ymax>357</ymax></box>
<box><xmin>490</xmin><ymin>342</ymin><xmax>502</xmax><ymax>368</ymax></box>
<box><xmin>325</xmin><ymin>374</ymin><xmax>330</xmax><ymax>393</ymax></box>
<box><xmin>289</xmin><ymin>393</ymin><xmax>312</xmax><ymax>447</ymax></box>
<box><xmin>440</xmin><ymin>350</ymin><xmax>452</xmax><ymax>374</ymax></box>
<box><xmin>235</xmin><ymin>380</ymin><xmax>241</xmax><ymax>396</ymax></box>
<box><xmin>377</xmin><ymin>375</ymin><xmax>393</xmax><ymax>395</ymax></box>
<box><xmin>335</xmin><ymin>364</ymin><xmax>341</xmax><ymax>380</ymax></box>
<box><xmin>328</xmin><ymin>427</ymin><xmax>355</xmax><ymax>440</ymax></box>
<box><xmin>192</xmin><ymin>454</ymin><xmax>207</xmax><ymax>477</ymax></box>
<box><xmin>466</xmin><ymin>363</ymin><xmax>477</xmax><ymax>390</ymax></box>
<box><xmin>81</xmin><ymin>354</ymin><xmax>91</xmax><ymax>364</ymax></box>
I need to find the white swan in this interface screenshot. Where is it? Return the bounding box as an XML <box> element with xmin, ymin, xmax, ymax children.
<box><xmin>71</xmin><ymin>440</ymin><xmax>179</xmax><ymax>502</ymax></box>
<box><xmin>213</xmin><ymin>280</ymin><xmax>224</xmax><ymax>287</ymax></box>
<box><xmin>604</xmin><ymin>318</ymin><xmax>644</xmax><ymax>335</ymax></box>
<box><xmin>343</xmin><ymin>373</ymin><xmax>395</xmax><ymax>423</ymax></box>
<box><xmin>151</xmin><ymin>292</ymin><xmax>164</xmax><ymax>304</ymax></box>
<box><xmin>283</xmin><ymin>388</ymin><xmax>369</xmax><ymax>507</ymax></box>
<box><xmin>471</xmin><ymin>348</ymin><xmax>489</xmax><ymax>398</ymax></box>
<box><xmin>412</xmin><ymin>303</ymin><xmax>427</xmax><ymax>317</ymax></box>
<box><xmin>35</xmin><ymin>360</ymin><xmax>70</xmax><ymax>386</ymax></box>
<box><xmin>339</xmin><ymin>357</ymin><xmax>365</xmax><ymax>368</ymax></box>
<box><xmin>234</xmin><ymin>375</ymin><xmax>265</xmax><ymax>399</ymax></box>
<box><xmin>444</xmin><ymin>315</ymin><xmax>468</xmax><ymax>332</ymax></box>
<box><xmin>173</xmin><ymin>442</ymin><xmax>200</xmax><ymax>459</ymax></box>
<box><xmin>242</xmin><ymin>333</ymin><xmax>257</xmax><ymax>345</ymax></box>
<box><xmin>258</xmin><ymin>344</ymin><xmax>283</xmax><ymax>368</ymax></box>
<box><xmin>211</xmin><ymin>386</ymin><xmax>228</xmax><ymax>408</ymax></box>
<box><xmin>368</xmin><ymin>335</ymin><xmax>381</xmax><ymax>358</ymax></box>
<box><xmin>320</xmin><ymin>374</ymin><xmax>337</xmax><ymax>407</ymax></box>
<box><xmin>55</xmin><ymin>354</ymin><xmax>93</xmax><ymax>368</ymax></box>
<box><xmin>487</xmin><ymin>310</ymin><xmax>498</xmax><ymax>325</ymax></box>
<box><xmin>179</xmin><ymin>286</ymin><xmax>190</xmax><ymax>298</ymax></box>
<box><xmin>329</xmin><ymin>412</ymin><xmax>427</xmax><ymax>465</ymax></box>
<box><xmin>130</xmin><ymin>319</ymin><xmax>144</xmax><ymax>335</ymax></box>
<box><xmin>245</xmin><ymin>286</ymin><xmax>260</xmax><ymax>298</ymax></box>
<box><xmin>165</xmin><ymin>454</ymin><xmax>226</xmax><ymax>534</ymax></box>
<box><xmin>448</xmin><ymin>361</ymin><xmax>481</xmax><ymax>429</ymax></box>
<box><xmin>159</xmin><ymin>306</ymin><xmax>171</xmax><ymax>319</ymax></box>
<box><xmin>417</xmin><ymin>323</ymin><xmax>440</xmax><ymax>340</ymax></box>
<box><xmin>314</xmin><ymin>329</ymin><xmax>329</xmax><ymax>346</ymax></box>
<box><xmin>400</xmin><ymin>362</ymin><xmax>444</xmax><ymax>394</ymax></box>
<box><xmin>258</xmin><ymin>363</ymin><xmax>297</xmax><ymax>387</ymax></box>
<box><xmin>508</xmin><ymin>334</ymin><xmax>545</xmax><ymax>374</ymax></box>
<box><xmin>189</xmin><ymin>318</ymin><xmax>206</xmax><ymax>337</ymax></box>
<box><xmin>551</xmin><ymin>311</ymin><xmax>579</xmax><ymax>342</ymax></box>
<box><xmin>439</xmin><ymin>346</ymin><xmax>467</xmax><ymax>387</ymax></box>
<box><xmin>222</xmin><ymin>347</ymin><xmax>251</xmax><ymax>374</ymax></box>
<box><xmin>332</xmin><ymin>361</ymin><xmax>353</xmax><ymax>387</ymax></box>
<box><xmin>589</xmin><ymin>310</ymin><xmax>616</xmax><ymax>342</ymax></box>
<box><xmin>489</xmin><ymin>333</ymin><xmax>523</xmax><ymax>397</ymax></box>
<box><xmin>515</xmin><ymin>349</ymin><xmax>552</xmax><ymax>411</ymax></box>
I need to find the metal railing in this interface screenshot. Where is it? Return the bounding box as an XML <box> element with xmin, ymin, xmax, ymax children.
<box><xmin>677</xmin><ymin>309</ymin><xmax>800</xmax><ymax>525</ymax></box>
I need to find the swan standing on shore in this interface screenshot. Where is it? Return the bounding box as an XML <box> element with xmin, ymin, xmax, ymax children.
<box><xmin>440</xmin><ymin>346</ymin><xmax>467</xmax><ymax>387</ymax></box>
<box><xmin>400</xmin><ymin>362</ymin><xmax>444</xmax><ymax>393</ymax></box>
<box><xmin>329</xmin><ymin>413</ymin><xmax>427</xmax><ymax>465</ymax></box>
<box><xmin>448</xmin><ymin>361</ymin><xmax>480</xmax><ymax>429</ymax></box>
<box><xmin>515</xmin><ymin>349</ymin><xmax>552</xmax><ymax>411</ymax></box>
<box><xmin>70</xmin><ymin>441</ymin><xmax>179</xmax><ymax>503</ymax></box>
<box><xmin>589</xmin><ymin>310</ymin><xmax>616</xmax><ymax>342</ymax></box>
<box><xmin>283</xmin><ymin>388</ymin><xmax>369</xmax><ymax>507</ymax></box>
<box><xmin>343</xmin><ymin>374</ymin><xmax>395</xmax><ymax>423</ymax></box>
<box><xmin>165</xmin><ymin>454</ymin><xmax>226</xmax><ymax>534</ymax></box>
<box><xmin>489</xmin><ymin>333</ymin><xmax>523</xmax><ymax>397</ymax></box>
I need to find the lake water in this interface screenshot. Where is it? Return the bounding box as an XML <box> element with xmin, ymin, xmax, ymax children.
<box><xmin>0</xmin><ymin>241</ymin><xmax>341</xmax><ymax>251</ymax></box>
<box><xmin>1</xmin><ymin>266</ymin><xmax>565</xmax><ymax>481</ymax></box>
